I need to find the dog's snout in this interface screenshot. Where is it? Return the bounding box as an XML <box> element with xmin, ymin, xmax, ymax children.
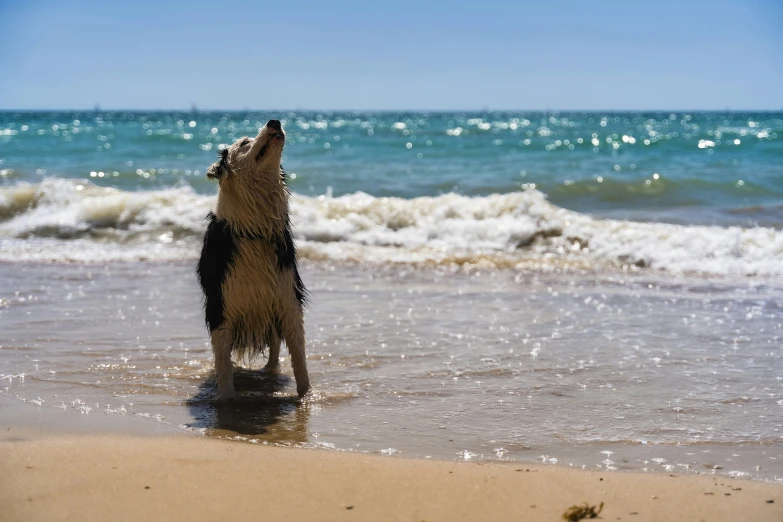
<box><xmin>266</xmin><ymin>119</ymin><xmax>282</xmax><ymax>131</ymax></box>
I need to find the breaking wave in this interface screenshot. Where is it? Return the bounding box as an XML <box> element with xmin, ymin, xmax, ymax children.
<box><xmin>1</xmin><ymin>178</ymin><xmax>782</xmax><ymax>275</ymax></box>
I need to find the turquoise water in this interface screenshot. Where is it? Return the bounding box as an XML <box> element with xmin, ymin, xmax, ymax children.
<box><xmin>1</xmin><ymin>111</ymin><xmax>781</xmax><ymax>224</ymax></box>
<box><xmin>1</xmin><ymin>111</ymin><xmax>782</xmax><ymax>274</ymax></box>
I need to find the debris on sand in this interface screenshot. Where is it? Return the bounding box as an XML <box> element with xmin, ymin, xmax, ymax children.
<box><xmin>562</xmin><ymin>501</ymin><xmax>605</xmax><ymax>521</ymax></box>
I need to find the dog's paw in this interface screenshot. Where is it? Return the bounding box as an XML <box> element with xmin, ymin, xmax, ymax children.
<box><xmin>261</xmin><ymin>362</ymin><xmax>280</xmax><ymax>374</ymax></box>
<box><xmin>296</xmin><ymin>380</ymin><xmax>311</xmax><ymax>398</ymax></box>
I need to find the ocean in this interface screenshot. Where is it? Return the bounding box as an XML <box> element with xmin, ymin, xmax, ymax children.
<box><xmin>1</xmin><ymin>111</ymin><xmax>782</xmax><ymax>480</ymax></box>
<box><xmin>1</xmin><ymin>111</ymin><xmax>782</xmax><ymax>272</ymax></box>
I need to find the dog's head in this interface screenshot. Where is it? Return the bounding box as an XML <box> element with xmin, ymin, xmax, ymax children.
<box><xmin>207</xmin><ymin>119</ymin><xmax>286</xmax><ymax>185</ymax></box>
<box><xmin>207</xmin><ymin>119</ymin><xmax>289</xmax><ymax>234</ymax></box>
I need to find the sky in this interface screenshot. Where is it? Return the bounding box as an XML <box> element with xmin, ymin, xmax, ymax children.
<box><xmin>0</xmin><ymin>0</ymin><xmax>781</xmax><ymax>111</ymax></box>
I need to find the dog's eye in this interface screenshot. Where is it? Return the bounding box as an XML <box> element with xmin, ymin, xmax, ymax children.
<box><xmin>240</xmin><ymin>138</ymin><xmax>250</xmax><ymax>147</ymax></box>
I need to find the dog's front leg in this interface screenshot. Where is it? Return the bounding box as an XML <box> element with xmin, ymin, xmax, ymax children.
<box><xmin>211</xmin><ymin>327</ymin><xmax>235</xmax><ymax>399</ymax></box>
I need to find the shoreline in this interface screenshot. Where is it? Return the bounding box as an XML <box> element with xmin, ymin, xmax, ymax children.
<box><xmin>2</xmin><ymin>427</ymin><xmax>781</xmax><ymax>522</ymax></box>
<box><xmin>2</xmin><ymin>395</ymin><xmax>779</xmax><ymax>483</ymax></box>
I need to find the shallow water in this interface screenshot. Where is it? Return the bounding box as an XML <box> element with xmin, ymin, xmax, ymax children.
<box><xmin>2</xmin><ymin>262</ymin><xmax>782</xmax><ymax>481</ymax></box>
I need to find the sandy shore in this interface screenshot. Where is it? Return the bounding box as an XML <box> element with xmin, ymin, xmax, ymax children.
<box><xmin>1</xmin><ymin>427</ymin><xmax>780</xmax><ymax>522</ymax></box>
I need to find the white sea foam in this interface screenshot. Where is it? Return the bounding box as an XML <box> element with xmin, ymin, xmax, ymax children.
<box><xmin>1</xmin><ymin>178</ymin><xmax>782</xmax><ymax>275</ymax></box>
<box><xmin>0</xmin><ymin>178</ymin><xmax>211</xmax><ymax>238</ymax></box>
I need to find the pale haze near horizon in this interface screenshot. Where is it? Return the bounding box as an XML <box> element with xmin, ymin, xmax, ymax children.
<box><xmin>0</xmin><ymin>0</ymin><xmax>781</xmax><ymax>111</ymax></box>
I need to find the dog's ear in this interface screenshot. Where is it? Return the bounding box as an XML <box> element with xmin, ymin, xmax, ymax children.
<box><xmin>206</xmin><ymin>148</ymin><xmax>230</xmax><ymax>180</ymax></box>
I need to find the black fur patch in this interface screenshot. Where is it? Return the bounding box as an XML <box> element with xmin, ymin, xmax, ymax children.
<box><xmin>206</xmin><ymin>149</ymin><xmax>230</xmax><ymax>180</ymax></box>
<box><xmin>279</xmin><ymin>167</ymin><xmax>308</xmax><ymax>308</ymax></box>
<box><xmin>218</xmin><ymin>148</ymin><xmax>230</xmax><ymax>171</ymax></box>
<box><xmin>196</xmin><ymin>212</ymin><xmax>236</xmax><ymax>332</ymax></box>
<box><xmin>278</xmin><ymin>218</ymin><xmax>308</xmax><ymax>308</ymax></box>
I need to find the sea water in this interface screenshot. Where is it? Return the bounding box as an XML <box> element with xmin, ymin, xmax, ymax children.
<box><xmin>1</xmin><ymin>111</ymin><xmax>782</xmax><ymax>480</ymax></box>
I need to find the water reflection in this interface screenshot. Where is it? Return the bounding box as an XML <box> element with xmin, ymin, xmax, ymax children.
<box><xmin>186</xmin><ymin>368</ymin><xmax>310</xmax><ymax>444</ymax></box>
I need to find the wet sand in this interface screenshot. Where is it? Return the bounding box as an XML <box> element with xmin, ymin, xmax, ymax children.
<box><xmin>2</xmin><ymin>427</ymin><xmax>781</xmax><ymax>522</ymax></box>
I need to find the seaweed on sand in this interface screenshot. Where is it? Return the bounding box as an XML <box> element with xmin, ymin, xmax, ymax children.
<box><xmin>562</xmin><ymin>501</ymin><xmax>604</xmax><ymax>521</ymax></box>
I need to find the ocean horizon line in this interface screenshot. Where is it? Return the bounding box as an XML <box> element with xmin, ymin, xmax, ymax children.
<box><xmin>1</xmin><ymin>108</ymin><xmax>782</xmax><ymax>114</ymax></box>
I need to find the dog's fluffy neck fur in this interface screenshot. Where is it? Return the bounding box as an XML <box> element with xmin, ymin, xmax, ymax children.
<box><xmin>214</xmin><ymin>166</ymin><xmax>288</xmax><ymax>239</ymax></box>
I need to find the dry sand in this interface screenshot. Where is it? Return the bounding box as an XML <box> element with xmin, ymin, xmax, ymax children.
<box><xmin>1</xmin><ymin>426</ymin><xmax>781</xmax><ymax>522</ymax></box>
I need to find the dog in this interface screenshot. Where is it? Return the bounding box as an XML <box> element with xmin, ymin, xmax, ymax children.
<box><xmin>197</xmin><ymin>119</ymin><xmax>309</xmax><ymax>398</ymax></box>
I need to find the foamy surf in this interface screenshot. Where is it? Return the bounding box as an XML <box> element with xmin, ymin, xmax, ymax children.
<box><xmin>1</xmin><ymin>178</ymin><xmax>781</xmax><ymax>275</ymax></box>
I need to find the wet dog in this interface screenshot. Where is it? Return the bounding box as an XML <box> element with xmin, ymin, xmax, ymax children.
<box><xmin>197</xmin><ymin>119</ymin><xmax>309</xmax><ymax>398</ymax></box>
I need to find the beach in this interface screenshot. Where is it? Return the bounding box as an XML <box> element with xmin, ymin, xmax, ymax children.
<box><xmin>2</xmin><ymin>399</ymin><xmax>781</xmax><ymax>522</ymax></box>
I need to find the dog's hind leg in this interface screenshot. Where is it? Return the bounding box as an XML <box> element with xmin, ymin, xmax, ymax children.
<box><xmin>211</xmin><ymin>327</ymin><xmax>235</xmax><ymax>399</ymax></box>
<box><xmin>263</xmin><ymin>330</ymin><xmax>281</xmax><ymax>373</ymax></box>
<box><xmin>281</xmin><ymin>311</ymin><xmax>310</xmax><ymax>397</ymax></box>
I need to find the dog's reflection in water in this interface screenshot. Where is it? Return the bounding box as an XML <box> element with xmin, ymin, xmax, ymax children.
<box><xmin>186</xmin><ymin>368</ymin><xmax>310</xmax><ymax>444</ymax></box>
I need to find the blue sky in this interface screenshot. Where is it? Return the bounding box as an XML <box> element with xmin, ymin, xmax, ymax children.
<box><xmin>1</xmin><ymin>0</ymin><xmax>781</xmax><ymax>110</ymax></box>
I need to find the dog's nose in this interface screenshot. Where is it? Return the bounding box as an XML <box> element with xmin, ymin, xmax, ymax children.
<box><xmin>266</xmin><ymin>119</ymin><xmax>281</xmax><ymax>131</ymax></box>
